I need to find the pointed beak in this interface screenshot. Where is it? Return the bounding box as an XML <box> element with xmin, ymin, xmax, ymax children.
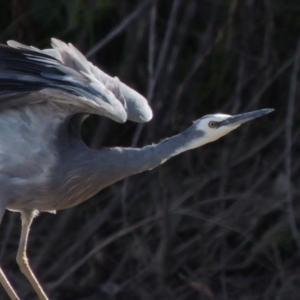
<box><xmin>218</xmin><ymin>108</ymin><xmax>274</xmax><ymax>127</ymax></box>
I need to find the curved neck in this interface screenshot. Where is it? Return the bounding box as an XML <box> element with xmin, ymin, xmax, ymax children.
<box><xmin>58</xmin><ymin>126</ymin><xmax>205</xmax><ymax>209</ymax></box>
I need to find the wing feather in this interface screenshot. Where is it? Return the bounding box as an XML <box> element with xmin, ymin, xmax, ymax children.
<box><xmin>49</xmin><ymin>38</ymin><xmax>153</xmax><ymax>122</ymax></box>
<box><xmin>0</xmin><ymin>41</ymin><xmax>129</xmax><ymax>122</ymax></box>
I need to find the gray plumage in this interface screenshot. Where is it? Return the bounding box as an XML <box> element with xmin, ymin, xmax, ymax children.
<box><xmin>0</xmin><ymin>39</ymin><xmax>273</xmax><ymax>300</ymax></box>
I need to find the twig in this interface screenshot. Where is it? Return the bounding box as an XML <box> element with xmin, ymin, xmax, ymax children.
<box><xmin>131</xmin><ymin>0</ymin><xmax>181</xmax><ymax>147</ymax></box>
<box><xmin>285</xmin><ymin>36</ymin><xmax>300</xmax><ymax>251</ymax></box>
<box><xmin>48</xmin><ymin>215</ymin><xmax>161</xmax><ymax>288</ymax></box>
<box><xmin>85</xmin><ymin>0</ymin><xmax>153</xmax><ymax>58</ymax></box>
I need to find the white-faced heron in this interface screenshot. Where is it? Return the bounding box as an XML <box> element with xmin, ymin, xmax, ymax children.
<box><xmin>0</xmin><ymin>38</ymin><xmax>273</xmax><ymax>300</ymax></box>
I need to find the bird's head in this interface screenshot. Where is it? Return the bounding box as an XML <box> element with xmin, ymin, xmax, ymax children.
<box><xmin>186</xmin><ymin>109</ymin><xmax>274</xmax><ymax>149</ymax></box>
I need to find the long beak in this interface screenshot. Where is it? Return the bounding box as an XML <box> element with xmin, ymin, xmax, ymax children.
<box><xmin>218</xmin><ymin>108</ymin><xmax>274</xmax><ymax>127</ymax></box>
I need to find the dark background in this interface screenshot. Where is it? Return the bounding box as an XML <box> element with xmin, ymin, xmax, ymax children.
<box><xmin>0</xmin><ymin>0</ymin><xmax>300</xmax><ymax>299</ymax></box>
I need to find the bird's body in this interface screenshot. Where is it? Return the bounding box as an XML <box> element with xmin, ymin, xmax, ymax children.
<box><xmin>0</xmin><ymin>102</ymin><xmax>64</xmax><ymax>211</ymax></box>
<box><xmin>0</xmin><ymin>39</ymin><xmax>273</xmax><ymax>300</ymax></box>
<box><xmin>0</xmin><ymin>100</ymin><xmax>166</xmax><ymax>213</ymax></box>
<box><xmin>0</xmin><ymin>39</ymin><xmax>151</xmax><ymax>214</ymax></box>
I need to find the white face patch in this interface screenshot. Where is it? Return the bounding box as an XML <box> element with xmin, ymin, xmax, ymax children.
<box><xmin>189</xmin><ymin>114</ymin><xmax>241</xmax><ymax>148</ymax></box>
<box><xmin>170</xmin><ymin>112</ymin><xmax>248</xmax><ymax>157</ymax></box>
<box><xmin>194</xmin><ymin>114</ymin><xmax>231</xmax><ymax>131</ymax></box>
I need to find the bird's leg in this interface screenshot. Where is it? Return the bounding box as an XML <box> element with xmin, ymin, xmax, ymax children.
<box><xmin>16</xmin><ymin>210</ymin><xmax>49</xmax><ymax>300</ymax></box>
<box><xmin>0</xmin><ymin>204</ymin><xmax>20</xmax><ymax>300</ymax></box>
<box><xmin>0</xmin><ymin>268</ymin><xmax>20</xmax><ymax>300</ymax></box>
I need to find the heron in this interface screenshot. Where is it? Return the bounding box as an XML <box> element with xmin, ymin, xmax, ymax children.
<box><xmin>0</xmin><ymin>38</ymin><xmax>273</xmax><ymax>300</ymax></box>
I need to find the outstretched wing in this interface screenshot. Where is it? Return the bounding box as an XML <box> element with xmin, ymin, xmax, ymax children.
<box><xmin>0</xmin><ymin>39</ymin><xmax>152</xmax><ymax>123</ymax></box>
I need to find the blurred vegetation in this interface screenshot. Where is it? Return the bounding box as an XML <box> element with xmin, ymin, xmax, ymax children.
<box><xmin>1</xmin><ymin>0</ymin><xmax>300</xmax><ymax>299</ymax></box>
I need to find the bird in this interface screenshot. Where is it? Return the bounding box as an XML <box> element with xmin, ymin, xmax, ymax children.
<box><xmin>0</xmin><ymin>38</ymin><xmax>273</xmax><ymax>300</ymax></box>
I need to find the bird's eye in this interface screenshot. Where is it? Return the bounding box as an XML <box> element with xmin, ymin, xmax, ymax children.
<box><xmin>208</xmin><ymin>121</ymin><xmax>217</xmax><ymax>128</ymax></box>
